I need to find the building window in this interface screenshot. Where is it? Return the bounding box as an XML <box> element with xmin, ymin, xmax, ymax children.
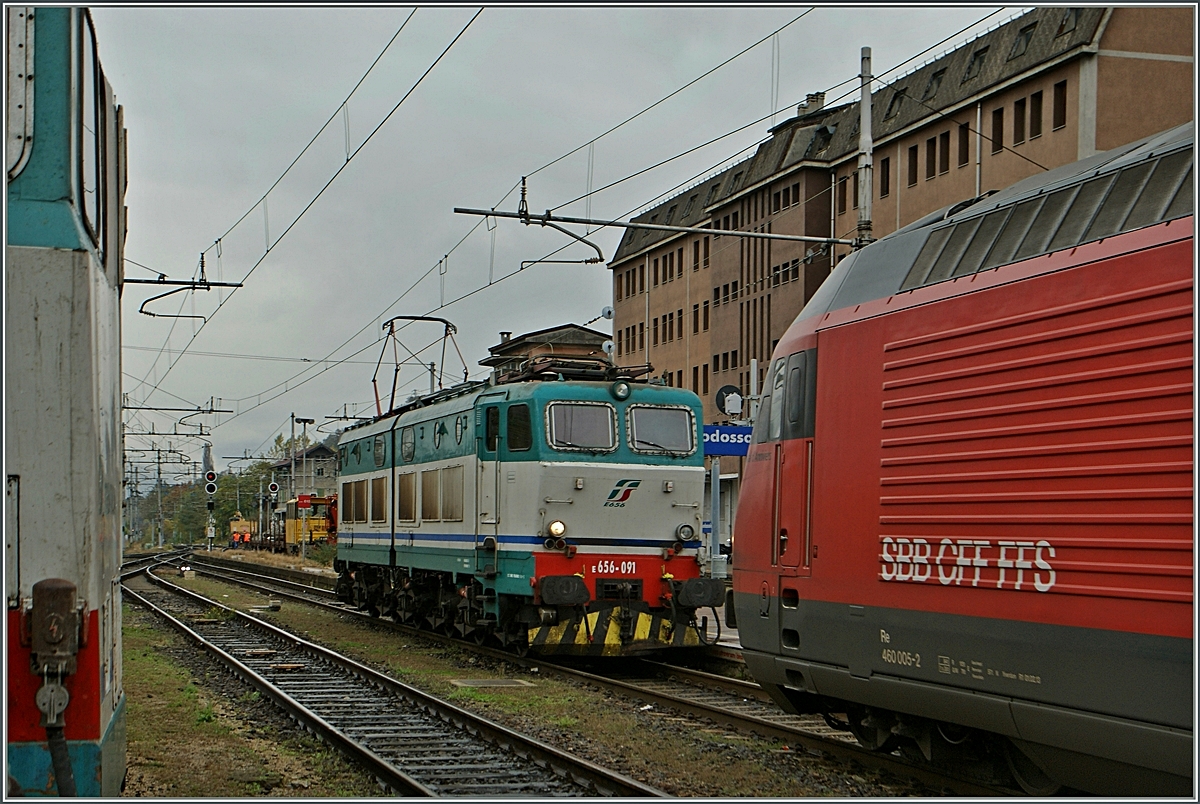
<box><xmin>703</xmin><ymin>235</ymin><xmax>710</xmax><ymax>269</ymax></box>
<box><xmin>702</xmin><ymin>300</ymin><xmax>709</xmax><ymax>330</ymax></box>
<box><xmin>884</xmin><ymin>88</ymin><xmax>906</xmax><ymax>119</ymax></box>
<box><xmin>653</xmin><ymin>258</ymin><xmax>659</xmax><ymax>286</ymax></box>
<box><xmin>615</xmin><ymin>275</ymin><xmax>621</xmax><ymax>302</ymax></box>
<box><xmin>682</xmin><ymin>194</ymin><xmax>697</xmax><ymax>216</ymax></box>
<box><xmin>664</xmin><ymin>205</ymin><xmax>677</xmax><ymax>225</ymax></box>
<box><xmin>962</xmin><ymin>46</ymin><xmax>988</xmax><ymax>81</ymax></box>
<box><xmin>692</xmin><ymin>365</ymin><xmax>699</xmax><ymax>392</ymax></box>
<box><xmin>1056</xmin><ymin>8</ymin><xmax>1078</xmax><ymax>37</ymax></box>
<box><xmin>1030</xmin><ymin>90</ymin><xmax>1043</xmax><ymax>138</ymax></box>
<box><xmin>991</xmin><ymin>107</ymin><xmax>1004</xmax><ymax>153</ymax></box>
<box><xmin>837</xmin><ymin>176</ymin><xmax>847</xmax><ymax>214</ymax></box>
<box><xmin>638</xmin><ymin>265</ymin><xmax>645</xmax><ymax>292</ymax></box>
<box><xmin>703</xmin><ymin>182</ymin><xmax>721</xmax><ymax>206</ymax></box>
<box><xmin>1053</xmin><ymin>80</ymin><xmax>1067</xmax><ymax>129</ymax></box>
<box><xmin>702</xmin><ymin>364</ymin><xmax>709</xmax><ymax>395</ymax></box>
<box><xmin>731</xmin><ymin>211</ymin><xmax>739</xmax><ymax>230</ymax></box>
<box><xmin>958</xmin><ymin>122</ymin><xmax>970</xmax><ymax>166</ymax></box>
<box><xmin>922</xmin><ymin>69</ymin><xmax>945</xmax><ymax>101</ymax></box>
<box><xmin>772</xmin><ymin>191</ymin><xmax>781</xmax><ymax>212</ymax></box>
<box><xmin>693</xmin><ymin>304</ymin><xmax>700</xmax><ymax>334</ymax></box>
<box><xmin>1013</xmin><ymin>97</ymin><xmax>1026</xmax><ymax>145</ymax></box>
<box><xmin>720</xmin><ymin>352</ymin><xmax>728</xmax><ymax>371</ymax></box>
<box><xmin>907</xmin><ymin>144</ymin><xmax>919</xmax><ymax>186</ymax></box>
<box><xmin>790</xmin><ymin>258</ymin><xmax>799</xmax><ymax>282</ymax></box>
<box><xmin>723</xmin><ymin>283</ymin><xmax>730</xmax><ymax>304</ymax></box>
<box><xmin>677</xmin><ymin>308</ymin><xmax>683</xmax><ymax>336</ymax></box>
<box><xmin>677</xmin><ymin>370</ymin><xmax>683</xmax><ymax>388</ymax></box>
<box><xmin>852</xmin><ymin>171</ymin><xmax>859</xmax><ymax>209</ymax></box>
<box><xmin>939</xmin><ymin>131</ymin><xmax>950</xmax><ymax>173</ymax></box>
<box><xmin>879</xmin><ymin>156</ymin><xmax>890</xmax><ymax>197</ymax></box>
<box><xmin>926</xmin><ymin>137</ymin><xmax>937</xmax><ymax>179</ymax></box>
<box><xmin>693</xmin><ymin>240</ymin><xmax>700</xmax><ymax>272</ymax></box>
<box><xmin>731</xmin><ymin>350</ymin><xmax>738</xmax><ymax>369</ymax></box>
<box><xmin>652</xmin><ymin>318</ymin><xmax>658</xmax><ymax>345</ymax></box>
<box><xmin>1009</xmin><ymin>23</ymin><xmax>1036</xmax><ymax>60</ymax></box>
<box><xmin>781</xmin><ymin>186</ymin><xmax>790</xmax><ymax>207</ymax></box>
<box><xmin>791</xmin><ymin>182</ymin><xmax>799</xmax><ymax>205</ymax></box>
<box><xmin>667</xmin><ymin>313</ymin><xmax>673</xmax><ymax>341</ymax></box>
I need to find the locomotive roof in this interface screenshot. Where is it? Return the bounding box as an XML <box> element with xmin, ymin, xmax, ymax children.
<box><xmin>796</xmin><ymin>123</ymin><xmax>1194</xmax><ymax>324</ymax></box>
<box><xmin>341</xmin><ymin>378</ymin><xmax>701</xmax><ymax>442</ymax></box>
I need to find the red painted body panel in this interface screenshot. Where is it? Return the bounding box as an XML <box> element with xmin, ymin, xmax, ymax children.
<box><xmin>6</xmin><ymin>609</ymin><xmax>102</xmax><ymax>742</ymax></box>
<box><xmin>735</xmin><ymin>218</ymin><xmax>1193</xmax><ymax>640</ymax></box>
<box><xmin>533</xmin><ymin>551</ymin><xmax>701</xmax><ymax>605</ymax></box>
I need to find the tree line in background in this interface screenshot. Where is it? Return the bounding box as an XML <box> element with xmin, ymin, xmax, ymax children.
<box><xmin>126</xmin><ymin>432</ymin><xmax>338</xmax><ymax>546</ymax></box>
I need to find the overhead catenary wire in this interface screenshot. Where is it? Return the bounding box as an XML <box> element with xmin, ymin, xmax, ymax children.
<box><xmin>127</xmin><ymin>8</ymin><xmax>482</xmax><ymax>406</ymax></box>
<box><xmin>168</xmin><ymin>9</ymin><xmax>1007</xmax><ymax>445</ymax></box>
<box><xmin>201</xmin><ymin>11</ymin><xmax>831</xmax><ymax>422</ymax></box>
<box><xmin>212</xmin><ymin>9</ymin><xmax>1009</xmax><ymax>427</ymax></box>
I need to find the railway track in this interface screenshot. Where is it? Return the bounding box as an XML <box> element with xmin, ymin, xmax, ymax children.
<box><xmin>172</xmin><ymin>553</ymin><xmax>1023</xmax><ymax>795</ymax></box>
<box><xmin>122</xmin><ymin>568</ymin><xmax>664</xmax><ymax>797</ymax></box>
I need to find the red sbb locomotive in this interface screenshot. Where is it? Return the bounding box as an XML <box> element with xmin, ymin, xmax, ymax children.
<box><xmin>732</xmin><ymin>124</ymin><xmax>1192</xmax><ymax>795</ymax></box>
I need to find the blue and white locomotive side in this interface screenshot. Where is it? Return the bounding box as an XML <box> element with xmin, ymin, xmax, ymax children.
<box><xmin>6</xmin><ymin>7</ymin><xmax>127</xmax><ymax>796</ymax></box>
<box><xmin>334</xmin><ymin>378</ymin><xmax>726</xmax><ymax>655</ymax></box>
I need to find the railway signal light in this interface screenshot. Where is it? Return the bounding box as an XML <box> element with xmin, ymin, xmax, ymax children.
<box><xmin>204</xmin><ymin>470</ymin><xmax>217</xmax><ymax>495</ymax></box>
<box><xmin>268</xmin><ymin>482</ymin><xmax>279</xmax><ymax>495</ymax></box>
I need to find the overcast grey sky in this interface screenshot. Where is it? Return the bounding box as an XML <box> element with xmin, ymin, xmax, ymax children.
<box><xmin>91</xmin><ymin>5</ymin><xmax>1017</xmax><ymax>476</ymax></box>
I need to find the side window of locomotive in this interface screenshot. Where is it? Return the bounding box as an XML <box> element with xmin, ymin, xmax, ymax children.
<box><xmin>508</xmin><ymin>405</ymin><xmax>532</xmax><ymax>451</ymax></box>
<box><xmin>373</xmin><ymin>435</ymin><xmax>386</xmax><ymax>468</ymax></box>
<box><xmin>397</xmin><ymin>473</ymin><xmax>416</xmax><ymax>522</ymax></box>
<box><xmin>400</xmin><ymin>426</ymin><xmax>415</xmax><ymax>463</ymax></box>
<box><xmin>340</xmin><ymin>481</ymin><xmax>351</xmax><ymax>522</ymax></box>
<box><xmin>629</xmin><ymin>406</ymin><xmax>694</xmax><ymax>454</ymax></box>
<box><xmin>752</xmin><ymin>394</ymin><xmax>772</xmax><ymax>443</ymax></box>
<box><xmin>421</xmin><ymin>470</ymin><xmax>440</xmax><ymax>521</ymax></box>
<box><xmin>485</xmin><ymin>406</ymin><xmax>500</xmax><ymax>452</ymax></box>
<box><xmin>441</xmin><ymin>465</ymin><xmax>464</xmax><ymax>521</ymax></box>
<box><xmin>370</xmin><ymin>476</ymin><xmax>387</xmax><ymax>522</ymax></box>
<box><xmin>547</xmin><ymin>403</ymin><xmax>616</xmax><ymax>451</ymax></box>
<box><xmin>768</xmin><ymin>358</ymin><xmax>787</xmax><ymax>441</ymax></box>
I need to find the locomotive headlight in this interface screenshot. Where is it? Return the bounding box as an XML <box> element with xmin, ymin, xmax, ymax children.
<box><xmin>548</xmin><ymin>520</ymin><xmax>567</xmax><ymax>538</ymax></box>
<box><xmin>676</xmin><ymin>523</ymin><xmax>695</xmax><ymax>540</ymax></box>
<box><xmin>610</xmin><ymin>380</ymin><xmax>632</xmax><ymax>401</ymax></box>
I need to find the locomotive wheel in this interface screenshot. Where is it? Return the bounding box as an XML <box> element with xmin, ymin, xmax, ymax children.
<box><xmin>1004</xmin><ymin>741</ymin><xmax>1061</xmax><ymax>795</ymax></box>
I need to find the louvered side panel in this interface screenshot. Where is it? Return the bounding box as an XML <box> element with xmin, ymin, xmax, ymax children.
<box><xmin>877</xmin><ymin>240</ymin><xmax>1193</xmax><ymax>614</ymax></box>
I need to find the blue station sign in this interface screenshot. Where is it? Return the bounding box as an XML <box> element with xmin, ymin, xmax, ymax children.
<box><xmin>702</xmin><ymin>425</ymin><xmax>753</xmax><ymax>456</ymax></box>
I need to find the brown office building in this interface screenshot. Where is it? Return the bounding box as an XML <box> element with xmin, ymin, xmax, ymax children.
<box><xmin>609</xmin><ymin>6</ymin><xmax>1193</xmax><ymax>438</ymax></box>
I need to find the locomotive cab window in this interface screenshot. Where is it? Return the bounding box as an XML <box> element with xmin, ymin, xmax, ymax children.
<box><xmin>508</xmin><ymin>404</ymin><xmax>532</xmax><ymax>451</ymax></box>
<box><xmin>768</xmin><ymin>358</ymin><xmax>787</xmax><ymax>441</ymax></box>
<box><xmin>628</xmin><ymin>405</ymin><xmax>695</xmax><ymax>455</ymax></box>
<box><xmin>547</xmin><ymin>402</ymin><xmax>616</xmax><ymax>451</ymax></box>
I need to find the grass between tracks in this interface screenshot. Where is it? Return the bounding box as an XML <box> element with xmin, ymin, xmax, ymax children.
<box><xmin>155</xmin><ymin>572</ymin><xmax>921</xmax><ymax>797</ymax></box>
<box><xmin>121</xmin><ymin>602</ymin><xmax>381</xmax><ymax>797</ymax></box>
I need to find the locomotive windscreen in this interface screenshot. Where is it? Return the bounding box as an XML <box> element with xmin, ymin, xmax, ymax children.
<box><xmin>628</xmin><ymin>406</ymin><xmax>694</xmax><ymax>453</ymax></box>
<box><xmin>548</xmin><ymin>402</ymin><xmax>616</xmax><ymax>450</ymax></box>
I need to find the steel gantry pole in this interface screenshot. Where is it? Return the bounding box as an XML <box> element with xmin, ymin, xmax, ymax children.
<box><xmin>857</xmin><ymin>46</ymin><xmax>874</xmax><ymax>247</ymax></box>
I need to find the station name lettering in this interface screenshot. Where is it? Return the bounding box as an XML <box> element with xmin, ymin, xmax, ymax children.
<box><xmin>878</xmin><ymin>537</ymin><xmax>1056</xmax><ymax>592</ymax></box>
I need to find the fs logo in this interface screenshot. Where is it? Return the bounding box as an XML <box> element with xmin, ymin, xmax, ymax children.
<box><xmin>604</xmin><ymin>479</ymin><xmax>641</xmax><ymax>507</ymax></box>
